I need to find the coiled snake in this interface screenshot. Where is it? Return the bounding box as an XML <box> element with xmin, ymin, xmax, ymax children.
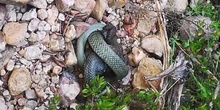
<box><xmin>76</xmin><ymin>23</ymin><xmax>129</xmax><ymax>83</ymax></box>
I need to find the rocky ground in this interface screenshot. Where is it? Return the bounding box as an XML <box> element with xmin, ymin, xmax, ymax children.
<box><xmin>0</xmin><ymin>0</ymin><xmax>194</xmax><ymax>109</ymax></box>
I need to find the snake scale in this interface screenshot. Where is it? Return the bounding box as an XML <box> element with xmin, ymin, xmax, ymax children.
<box><xmin>76</xmin><ymin>23</ymin><xmax>129</xmax><ymax>83</ymax></box>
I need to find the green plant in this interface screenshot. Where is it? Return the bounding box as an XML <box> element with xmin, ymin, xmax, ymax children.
<box><xmin>169</xmin><ymin>1</ymin><xmax>220</xmax><ymax>109</ymax></box>
<box><xmin>77</xmin><ymin>76</ymin><xmax>160</xmax><ymax>110</ymax></box>
<box><xmin>49</xmin><ymin>94</ymin><xmax>61</xmax><ymax>110</ymax></box>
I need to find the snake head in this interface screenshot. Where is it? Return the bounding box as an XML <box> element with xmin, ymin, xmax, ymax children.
<box><xmin>102</xmin><ymin>23</ymin><xmax>117</xmax><ymax>44</ymax></box>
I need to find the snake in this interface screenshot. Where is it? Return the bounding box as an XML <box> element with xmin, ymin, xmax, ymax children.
<box><xmin>76</xmin><ymin>23</ymin><xmax>129</xmax><ymax>83</ymax></box>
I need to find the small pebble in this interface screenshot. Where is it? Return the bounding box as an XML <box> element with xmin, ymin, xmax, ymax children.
<box><xmin>37</xmin><ymin>9</ymin><xmax>48</xmax><ymax>20</ymax></box>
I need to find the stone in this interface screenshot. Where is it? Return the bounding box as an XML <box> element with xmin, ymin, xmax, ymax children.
<box><xmin>28</xmin><ymin>32</ymin><xmax>38</xmax><ymax>42</ymax></box>
<box><xmin>65</xmin><ymin>42</ymin><xmax>77</xmax><ymax>67</ymax></box>
<box><xmin>36</xmin><ymin>31</ymin><xmax>47</xmax><ymax>41</ymax></box>
<box><xmin>26</xmin><ymin>100</ymin><xmax>37</xmax><ymax>109</ymax></box>
<box><xmin>46</xmin><ymin>5</ymin><xmax>58</xmax><ymax>25</ymax></box>
<box><xmin>137</xmin><ymin>11</ymin><xmax>157</xmax><ymax>35</ymax></box>
<box><xmin>65</xmin><ymin>24</ymin><xmax>76</xmax><ymax>42</ymax></box>
<box><xmin>0</xmin><ymin>32</ymin><xmax>6</xmax><ymax>52</ymax></box>
<box><xmin>0</xmin><ymin>80</ymin><xmax>3</xmax><ymax>86</ymax></box>
<box><xmin>51</xmin><ymin>23</ymin><xmax>60</xmax><ymax>32</ymax></box>
<box><xmin>28</xmin><ymin>18</ymin><xmax>40</xmax><ymax>32</ymax></box>
<box><xmin>128</xmin><ymin>47</ymin><xmax>146</xmax><ymax>66</ymax></box>
<box><xmin>0</xmin><ymin>0</ymin><xmax>30</xmax><ymax>4</ymax></box>
<box><xmin>108</xmin><ymin>0</ymin><xmax>128</xmax><ymax>8</ymax></box>
<box><xmin>29</xmin><ymin>0</ymin><xmax>47</xmax><ymax>9</ymax></box>
<box><xmin>73</xmin><ymin>0</ymin><xmax>96</xmax><ymax>16</ymax></box>
<box><xmin>24</xmin><ymin>45</ymin><xmax>43</xmax><ymax>60</ymax></box>
<box><xmin>3</xmin><ymin>90</ymin><xmax>11</xmax><ymax>101</ymax></box>
<box><xmin>25</xmin><ymin>89</ymin><xmax>37</xmax><ymax>99</ymax></box>
<box><xmin>19</xmin><ymin>58</ymin><xmax>32</xmax><ymax>66</ymax></box>
<box><xmin>55</xmin><ymin>0</ymin><xmax>75</xmax><ymax>12</ymax></box>
<box><xmin>37</xmin><ymin>9</ymin><xmax>48</xmax><ymax>20</ymax></box>
<box><xmin>38</xmin><ymin>77</ymin><xmax>48</xmax><ymax>88</ymax></box>
<box><xmin>59</xmin><ymin>71</ymin><xmax>80</xmax><ymax>106</ymax></box>
<box><xmin>6</xmin><ymin>59</ymin><xmax>15</xmax><ymax>71</ymax></box>
<box><xmin>38</xmin><ymin>21</ymin><xmax>51</xmax><ymax>31</ymax></box>
<box><xmin>165</xmin><ymin>0</ymin><xmax>188</xmax><ymax>13</ymax></box>
<box><xmin>0</xmin><ymin>99</ymin><xmax>7</xmax><ymax>110</ymax></box>
<box><xmin>91</xmin><ymin>0</ymin><xmax>108</xmax><ymax>21</ymax></box>
<box><xmin>18</xmin><ymin>98</ymin><xmax>27</xmax><ymax>106</ymax></box>
<box><xmin>179</xmin><ymin>16</ymin><xmax>212</xmax><ymax>41</ymax></box>
<box><xmin>16</xmin><ymin>13</ymin><xmax>22</xmax><ymax>21</ymax></box>
<box><xmin>47</xmin><ymin>0</ymin><xmax>54</xmax><ymax>3</ymax></box>
<box><xmin>73</xmin><ymin>22</ymin><xmax>90</xmax><ymax>38</ymax></box>
<box><xmin>5</xmin><ymin>6</ymin><xmax>16</xmax><ymax>22</ymax></box>
<box><xmin>132</xmin><ymin>57</ymin><xmax>162</xmax><ymax>90</ymax></box>
<box><xmin>51</xmin><ymin>75</ymin><xmax>59</xmax><ymax>84</ymax></box>
<box><xmin>8</xmin><ymin>68</ymin><xmax>32</xmax><ymax>96</ymax></box>
<box><xmin>3</xmin><ymin>22</ymin><xmax>27</xmax><ymax>46</ymax></box>
<box><xmin>52</xmin><ymin>65</ymin><xmax>62</xmax><ymax>75</ymax></box>
<box><xmin>141</xmin><ymin>35</ymin><xmax>164</xmax><ymax>57</ymax></box>
<box><xmin>58</xmin><ymin>13</ymin><xmax>65</xmax><ymax>21</ymax></box>
<box><xmin>49</xmin><ymin>38</ymin><xmax>65</xmax><ymax>51</ymax></box>
<box><xmin>0</xmin><ymin>5</ymin><xmax>6</xmax><ymax>29</ymax></box>
<box><xmin>22</xmin><ymin>8</ymin><xmax>37</xmax><ymax>21</ymax></box>
<box><xmin>34</xmin><ymin>85</ymin><xmax>45</xmax><ymax>98</ymax></box>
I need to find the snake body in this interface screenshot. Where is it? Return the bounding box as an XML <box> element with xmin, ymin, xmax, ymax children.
<box><xmin>76</xmin><ymin>23</ymin><xmax>129</xmax><ymax>83</ymax></box>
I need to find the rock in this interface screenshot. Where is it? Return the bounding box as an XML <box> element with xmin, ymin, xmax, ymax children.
<box><xmin>0</xmin><ymin>99</ymin><xmax>7</xmax><ymax>110</ymax></box>
<box><xmin>128</xmin><ymin>47</ymin><xmax>146</xmax><ymax>66</ymax></box>
<box><xmin>36</xmin><ymin>31</ymin><xmax>47</xmax><ymax>41</ymax></box>
<box><xmin>34</xmin><ymin>85</ymin><xmax>45</xmax><ymax>98</ymax></box>
<box><xmin>51</xmin><ymin>75</ymin><xmax>59</xmax><ymax>84</ymax></box>
<box><xmin>55</xmin><ymin>0</ymin><xmax>75</xmax><ymax>12</ymax></box>
<box><xmin>0</xmin><ymin>0</ymin><xmax>30</xmax><ymax>4</ymax></box>
<box><xmin>19</xmin><ymin>58</ymin><xmax>32</xmax><ymax>66</ymax></box>
<box><xmin>137</xmin><ymin>11</ymin><xmax>157</xmax><ymax>35</ymax></box>
<box><xmin>65</xmin><ymin>42</ymin><xmax>77</xmax><ymax>67</ymax></box>
<box><xmin>49</xmin><ymin>38</ymin><xmax>65</xmax><ymax>51</ymax></box>
<box><xmin>8</xmin><ymin>68</ymin><xmax>32</xmax><ymax>96</ymax></box>
<box><xmin>28</xmin><ymin>18</ymin><xmax>40</xmax><ymax>32</ymax></box>
<box><xmin>91</xmin><ymin>0</ymin><xmax>108</xmax><ymax>21</ymax></box>
<box><xmin>28</xmin><ymin>32</ymin><xmax>37</xmax><ymax>42</ymax></box>
<box><xmin>47</xmin><ymin>0</ymin><xmax>54</xmax><ymax>3</ymax></box>
<box><xmin>0</xmin><ymin>32</ymin><xmax>6</xmax><ymax>52</ymax></box>
<box><xmin>5</xmin><ymin>5</ymin><xmax>16</xmax><ymax>22</ymax></box>
<box><xmin>73</xmin><ymin>22</ymin><xmax>90</xmax><ymax>38</ymax></box>
<box><xmin>73</xmin><ymin>0</ymin><xmax>95</xmax><ymax>16</ymax></box>
<box><xmin>0</xmin><ymin>80</ymin><xmax>3</xmax><ymax>86</ymax></box>
<box><xmin>179</xmin><ymin>16</ymin><xmax>212</xmax><ymax>41</ymax></box>
<box><xmin>37</xmin><ymin>9</ymin><xmax>48</xmax><ymax>20</ymax></box>
<box><xmin>26</xmin><ymin>100</ymin><xmax>37</xmax><ymax>109</ymax></box>
<box><xmin>165</xmin><ymin>0</ymin><xmax>188</xmax><ymax>13</ymax></box>
<box><xmin>3</xmin><ymin>22</ymin><xmax>27</xmax><ymax>46</ymax></box>
<box><xmin>58</xmin><ymin>13</ymin><xmax>65</xmax><ymax>21</ymax></box>
<box><xmin>141</xmin><ymin>35</ymin><xmax>164</xmax><ymax>57</ymax></box>
<box><xmin>6</xmin><ymin>59</ymin><xmax>15</xmax><ymax>71</ymax></box>
<box><xmin>46</xmin><ymin>5</ymin><xmax>58</xmax><ymax>25</ymax></box>
<box><xmin>59</xmin><ymin>71</ymin><xmax>80</xmax><ymax>106</ymax></box>
<box><xmin>132</xmin><ymin>57</ymin><xmax>162</xmax><ymax>90</ymax></box>
<box><xmin>16</xmin><ymin>13</ymin><xmax>22</xmax><ymax>21</ymax></box>
<box><xmin>3</xmin><ymin>90</ymin><xmax>11</xmax><ymax>101</ymax></box>
<box><xmin>38</xmin><ymin>77</ymin><xmax>48</xmax><ymax>88</ymax></box>
<box><xmin>65</xmin><ymin>24</ymin><xmax>76</xmax><ymax>42</ymax></box>
<box><xmin>22</xmin><ymin>8</ymin><xmax>37</xmax><ymax>21</ymax></box>
<box><xmin>0</xmin><ymin>5</ymin><xmax>6</xmax><ymax>29</ymax></box>
<box><xmin>18</xmin><ymin>98</ymin><xmax>27</xmax><ymax>106</ymax></box>
<box><xmin>52</xmin><ymin>65</ymin><xmax>62</xmax><ymax>75</ymax></box>
<box><xmin>29</xmin><ymin>0</ymin><xmax>47</xmax><ymax>9</ymax></box>
<box><xmin>0</xmin><ymin>46</ymin><xmax>15</xmax><ymax>70</ymax></box>
<box><xmin>25</xmin><ymin>89</ymin><xmax>37</xmax><ymax>99</ymax></box>
<box><xmin>108</xmin><ymin>0</ymin><xmax>128</xmax><ymax>8</ymax></box>
<box><xmin>38</xmin><ymin>21</ymin><xmax>51</xmax><ymax>31</ymax></box>
<box><xmin>24</xmin><ymin>45</ymin><xmax>43</xmax><ymax>60</ymax></box>
<box><xmin>51</xmin><ymin>23</ymin><xmax>60</xmax><ymax>32</ymax></box>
